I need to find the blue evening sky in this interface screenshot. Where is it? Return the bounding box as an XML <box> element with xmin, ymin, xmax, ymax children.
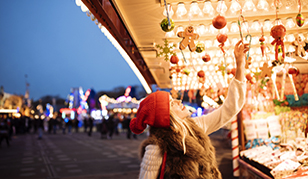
<box><xmin>0</xmin><ymin>0</ymin><xmax>141</xmax><ymax>100</ymax></box>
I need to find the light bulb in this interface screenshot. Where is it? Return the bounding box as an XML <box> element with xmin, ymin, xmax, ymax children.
<box><xmin>163</xmin><ymin>4</ymin><xmax>174</xmax><ymax>17</ymax></box>
<box><xmin>229</xmin><ymin>0</ymin><xmax>242</xmax><ymax>14</ymax></box>
<box><xmin>75</xmin><ymin>0</ymin><xmax>82</xmax><ymax>6</ymax></box>
<box><xmin>216</xmin><ymin>0</ymin><xmax>228</xmax><ymax>14</ymax></box>
<box><xmin>230</xmin><ymin>22</ymin><xmax>239</xmax><ymax>33</ymax></box>
<box><xmin>251</xmin><ymin>20</ymin><xmax>261</xmax><ymax>32</ymax></box>
<box><xmin>203</xmin><ymin>0</ymin><xmax>214</xmax><ymax>15</ymax></box>
<box><xmin>273</xmin><ymin>18</ymin><xmax>283</xmax><ymax>26</ymax></box>
<box><xmin>197</xmin><ymin>24</ymin><xmax>207</xmax><ymax>35</ymax></box>
<box><xmin>242</xmin><ymin>21</ymin><xmax>249</xmax><ymax>33</ymax></box>
<box><xmin>176</xmin><ymin>3</ymin><xmax>187</xmax><ymax>17</ymax></box>
<box><xmin>286</xmin><ymin>34</ymin><xmax>295</xmax><ymax>42</ymax></box>
<box><xmin>286</xmin><ymin>17</ymin><xmax>295</xmax><ymax>28</ymax></box>
<box><xmin>285</xmin><ymin>0</ymin><xmax>294</xmax><ymax>10</ymax></box>
<box><xmin>243</xmin><ymin>0</ymin><xmax>256</xmax><ymax>12</ymax></box>
<box><xmin>209</xmin><ymin>24</ymin><xmax>218</xmax><ymax>34</ymax></box>
<box><xmin>220</xmin><ymin>25</ymin><xmax>229</xmax><ymax>34</ymax></box>
<box><xmin>189</xmin><ymin>1</ymin><xmax>202</xmax><ymax>16</ymax></box>
<box><xmin>176</xmin><ymin>26</ymin><xmax>184</xmax><ymax>35</ymax></box>
<box><xmin>165</xmin><ymin>30</ymin><xmax>175</xmax><ymax>38</ymax></box>
<box><xmin>263</xmin><ymin>19</ymin><xmax>272</xmax><ymax>31</ymax></box>
<box><xmin>81</xmin><ymin>2</ymin><xmax>89</xmax><ymax>12</ymax></box>
<box><xmin>257</xmin><ymin>0</ymin><xmax>269</xmax><ymax>11</ymax></box>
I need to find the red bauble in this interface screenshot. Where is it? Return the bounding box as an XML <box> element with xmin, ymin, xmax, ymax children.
<box><xmin>246</xmin><ymin>73</ymin><xmax>253</xmax><ymax>81</ymax></box>
<box><xmin>170</xmin><ymin>55</ymin><xmax>179</xmax><ymax>64</ymax></box>
<box><xmin>259</xmin><ymin>36</ymin><xmax>265</xmax><ymax>42</ymax></box>
<box><xmin>197</xmin><ymin>70</ymin><xmax>205</xmax><ymax>78</ymax></box>
<box><xmin>288</xmin><ymin>66</ymin><xmax>299</xmax><ymax>76</ymax></box>
<box><xmin>212</xmin><ymin>15</ymin><xmax>227</xmax><ymax>29</ymax></box>
<box><xmin>270</xmin><ymin>25</ymin><xmax>286</xmax><ymax>39</ymax></box>
<box><xmin>202</xmin><ymin>54</ymin><xmax>211</xmax><ymax>62</ymax></box>
<box><xmin>230</xmin><ymin>68</ymin><xmax>236</xmax><ymax>76</ymax></box>
<box><xmin>216</xmin><ymin>33</ymin><xmax>228</xmax><ymax>43</ymax></box>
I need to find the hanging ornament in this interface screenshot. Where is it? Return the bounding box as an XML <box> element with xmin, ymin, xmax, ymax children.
<box><xmin>288</xmin><ymin>66</ymin><xmax>300</xmax><ymax>76</ymax></box>
<box><xmin>270</xmin><ymin>24</ymin><xmax>286</xmax><ymax>64</ymax></box>
<box><xmin>296</xmin><ymin>0</ymin><xmax>305</xmax><ymax>27</ymax></box>
<box><xmin>227</xmin><ymin>67</ymin><xmax>236</xmax><ymax>76</ymax></box>
<box><xmin>156</xmin><ymin>39</ymin><xmax>176</xmax><ymax>61</ymax></box>
<box><xmin>202</xmin><ymin>53</ymin><xmax>211</xmax><ymax>62</ymax></box>
<box><xmin>259</xmin><ymin>36</ymin><xmax>266</xmax><ymax>57</ymax></box>
<box><xmin>160</xmin><ymin>18</ymin><xmax>175</xmax><ymax>32</ymax></box>
<box><xmin>245</xmin><ymin>73</ymin><xmax>255</xmax><ymax>84</ymax></box>
<box><xmin>197</xmin><ymin>70</ymin><xmax>205</xmax><ymax>78</ymax></box>
<box><xmin>212</xmin><ymin>15</ymin><xmax>227</xmax><ymax>29</ymax></box>
<box><xmin>195</xmin><ymin>43</ymin><xmax>205</xmax><ymax>53</ymax></box>
<box><xmin>260</xmin><ymin>62</ymin><xmax>273</xmax><ymax>78</ymax></box>
<box><xmin>216</xmin><ymin>33</ymin><xmax>228</xmax><ymax>53</ymax></box>
<box><xmin>170</xmin><ymin>55</ymin><xmax>179</xmax><ymax>64</ymax></box>
<box><xmin>177</xmin><ymin>26</ymin><xmax>199</xmax><ymax>52</ymax></box>
<box><xmin>292</xmin><ymin>35</ymin><xmax>306</xmax><ymax>57</ymax></box>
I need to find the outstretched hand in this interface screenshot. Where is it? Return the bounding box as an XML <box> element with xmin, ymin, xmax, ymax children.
<box><xmin>234</xmin><ymin>40</ymin><xmax>249</xmax><ymax>67</ymax></box>
<box><xmin>234</xmin><ymin>40</ymin><xmax>249</xmax><ymax>82</ymax></box>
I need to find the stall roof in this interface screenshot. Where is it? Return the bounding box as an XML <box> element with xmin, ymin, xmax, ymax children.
<box><xmin>80</xmin><ymin>0</ymin><xmax>308</xmax><ymax>92</ymax></box>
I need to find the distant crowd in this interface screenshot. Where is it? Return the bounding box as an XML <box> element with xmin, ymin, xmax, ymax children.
<box><xmin>0</xmin><ymin>111</ymin><xmax>138</xmax><ymax>147</ymax></box>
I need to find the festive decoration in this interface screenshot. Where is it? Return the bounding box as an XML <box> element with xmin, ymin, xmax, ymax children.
<box><xmin>177</xmin><ymin>26</ymin><xmax>199</xmax><ymax>52</ymax></box>
<box><xmin>195</xmin><ymin>43</ymin><xmax>205</xmax><ymax>53</ymax></box>
<box><xmin>260</xmin><ymin>63</ymin><xmax>273</xmax><ymax>78</ymax></box>
<box><xmin>216</xmin><ymin>33</ymin><xmax>228</xmax><ymax>53</ymax></box>
<box><xmin>197</xmin><ymin>70</ymin><xmax>205</xmax><ymax>78</ymax></box>
<box><xmin>288</xmin><ymin>66</ymin><xmax>300</xmax><ymax>76</ymax></box>
<box><xmin>296</xmin><ymin>13</ymin><xmax>305</xmax><ymax>27</ymax></box>
<box><xmin>202</xmin><ymin>54</ymin><xmax>211</xmax><ymax>62</ymax></box>
<box><xmin>259</xmin><ymin>36</ymin><xmax>266</xmax><ymax>57</ymax></box>
<box><xmin>160</xmin><ymin>18</ymin><xmax>175</xmax><ymax>32</ymax></box>
<box><xmin>246</xmin><ymin>73</ymin><xmax>255</xmax><ymax>84</ymax></box>
<box><xmin>212</xmin><ymin>15</ymin><xmax>227</xmax><ymax>29</ymax></box>
<box><xmin>270</xmin><ymin>25</ymin><xmax>286</xmax><ymax>63</ymax></box>
<box><xmin>156</xmin><ymin>39</ymin><xmax>176</xmax><ymax>61</ymax></box>
<box><xmin>296</xmin><ymin>0</ymin><xmax>304</xmax><ymax>27</ymax></box>
<box><xmin>292</xmin><ymin>35</ymin><xmax>306</xmax><ymax>57</ymax></box>
<box><xmin>170</xmin><ymin>55</ymin><xmax>179</xmax><ymax>64</ymax></box>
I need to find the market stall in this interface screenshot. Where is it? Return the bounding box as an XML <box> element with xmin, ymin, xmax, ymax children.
<box><xmin>77</xmin><ymin>0</ymin><xmax>308</xmax><ymax>178</ymax></box>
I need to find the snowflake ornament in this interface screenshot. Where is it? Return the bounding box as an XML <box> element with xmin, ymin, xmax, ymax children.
<box><xmin>156</xmin><ymin>39</ymin><xmax>176</xmax><ymax>61</ymax></box>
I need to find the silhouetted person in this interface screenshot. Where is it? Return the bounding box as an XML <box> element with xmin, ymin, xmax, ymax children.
<box><xmin>0</xmin><ymin>118</ymin><xmax>10</xmax><ymax>147</ymax></box>
<box><xmin>73</xmin><ymin>118</ymin><xmax>79</xmax><ymax>133</ymax></box>
<box><xmin>106</xmin><ymin>112</ymin><xmax>115</xmax><ymax>139</ymax></box>
<box><xmin>88</xmin><ymin>117</ymin><xmax>94</xmax><ymax>136</ymax></box>
<box><xmin>37</xmin><ymin>118</ymin><xmax>44</xmax><ymax>140</ymax></box>
<box><xmin>100</xmin><ymin>117</ymin><xmax>108</xmax><ymax>139</ymax></box>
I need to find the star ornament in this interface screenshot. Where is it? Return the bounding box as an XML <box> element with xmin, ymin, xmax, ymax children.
<box><xmin>260</xmin><ymin>63</ymin><xmax>273</xmax><ymax>78</ymax></box>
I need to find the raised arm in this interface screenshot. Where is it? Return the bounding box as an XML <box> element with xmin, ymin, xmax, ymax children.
<box><xmin>193</xmin><ymin>40</ymin><xmax>248</xmax><ymax>135</ymax></box>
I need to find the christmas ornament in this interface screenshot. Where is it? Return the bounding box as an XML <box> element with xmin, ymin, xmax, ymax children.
<box><xmin>177</xmin><ymin>26</ymin><xmax>199</xmax><ymax>52</ymax></box>
<box><xmin>270</xmin><ymin>25</ymin><xmax>286</xmax><ymax>63</ymax></box>
<box><xmin>212</xmin><ymin>15</ymin><xmax>227</xmax><ymax>29</ymax></box>
<box><xmin>156</xmin><ymin>39</ymin><xmax>176</xmax><ymax>61</ymax></box>
<box><xmin>202</xmin><ymin>54</ymin><xmax>211</xmax><ymax>62</ymax></box>
<box><xmin>216</xmin><ymin>33</ymin><xmax>228</xmax><ymax>53</ymax></box>
<box><xmin>160</xmin><ymin>18</ymin><xmax>175</xmax><ymax>32</ymax></box>
<box><xmin>288</xmin><ymin>66</ymin><xmax>300</xmax><ymax>76</ymax></box>
<box><xmin>170</xmin><ymin>55</ymin><xmax>179</xmax><ymax>64</ymax></box>
<box><xmin>292</xmin><ymin>35</ymin><xmax>306</xmax><ymax>57</ymax></box>
<box><xmin>197</xmin><ymin>70</ymin><xmax>205</xmax><ymax>78</ymax></box>
<box><xmin>260</xmin><ymin>63</ymin><xmax>273</xmax><ymax>78</ymax></box>
<box><xmin>195</xmin><ymin>43</ymin><xmax>205</xmax><ymax>53</ymax></box>
<box><xmin>296</xmin><ymin>13</ymin><xmax>305</xmax><ymax>27</ymax></box>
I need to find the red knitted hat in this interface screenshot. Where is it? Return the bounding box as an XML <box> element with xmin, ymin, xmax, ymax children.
<box><xmin>130</xmin><ymin>91</ymin><xmax>170</xmax><ymax>134</ymax></box>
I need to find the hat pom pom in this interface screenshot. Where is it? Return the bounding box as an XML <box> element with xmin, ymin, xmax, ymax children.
<box><xmin>130</xmin><ymin>117</ymin><xmax>146</xmax><ymax>134</ymax></box>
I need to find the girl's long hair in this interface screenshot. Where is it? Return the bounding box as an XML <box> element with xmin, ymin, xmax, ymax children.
<box><xmin>169</xmin><ymin>110</ymin><xmax>198</xmax><ymax>154</ymax></box>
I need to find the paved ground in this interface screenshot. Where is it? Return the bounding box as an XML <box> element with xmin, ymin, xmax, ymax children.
<box><xmin>0</xmin><ymin>129</ymin><xmax>237</xmax><ymax>179</ymax></box>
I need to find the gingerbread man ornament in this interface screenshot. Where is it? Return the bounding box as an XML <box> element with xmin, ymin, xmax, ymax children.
<box><xmin>292</xmin><ymin>35</ymin><xmax>306</xmax><ymax>57</ymax></box>
<box><xmin>177</xmin><ymin>26</ymin><xmax>199</xmax><ymax>52</ymax></box>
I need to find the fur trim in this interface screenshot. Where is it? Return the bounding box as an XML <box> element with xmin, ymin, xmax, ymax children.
<box><xmin>140</xmin><ymin>118</ymin><xmax>222</xmax><ymax>179</ymax></box>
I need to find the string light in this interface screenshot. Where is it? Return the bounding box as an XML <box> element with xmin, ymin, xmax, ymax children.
<box><xmin>285</xmin><ymin>17</ymin><xmax>295</xmax><ymax>28</ymax></box>
<box><xmin>229</xmin><ymin>0</ymin><xmax>242</xmax><ymax>14</ymax></box>
<box><xmin>257</xmin><ymin>0</ymin><xmax>269</xmax><ymax>11</ymax></box>
<box><xmin>176</xmin><ymin>2</ymin><xmax>187</xmax><ymax>17</ymax></box>
<box><xmin>216</xmin><ymin>0</ymin><xmax>228</xmax><ymax>14</ymax></box>
<box><xmin>189</xmin><ymin>1</ymin><xmax>202</xmax><ymax>16</ymax></box>
<box><xmin>203</xmin><ymin>0</ymin><xmax>214</xmax><ymax>16</ymax></box>
<box><xmin>243</xmin><ymin>0</ymin><xmax>256</xmax><ymax>12</ymax></box>
<box><xmin>251</xmin><ymin>20</ymin><xmax>261</xmax><ymax>32</ymax></box>
<box><xmin>263</xmin><ymin>19</ymin><xmax>272</xmax><ymax>31</ymax></box>
<box><xmin>230</xmin><ymin>21</ymin><xmax>239</xmax><ymax>33</ymax></box>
